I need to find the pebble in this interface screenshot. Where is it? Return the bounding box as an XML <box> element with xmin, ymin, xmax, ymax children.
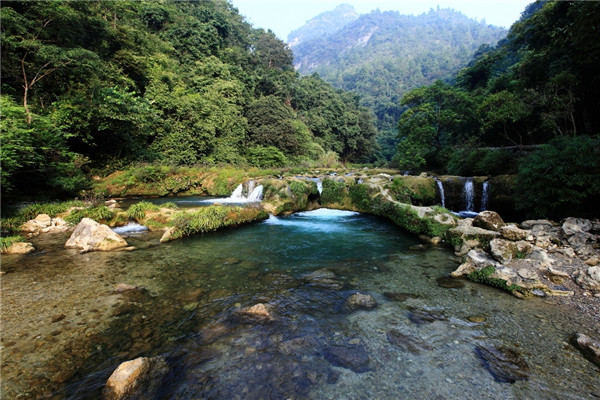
<box><xmin>468</xmin><ymin>316</ymin><xmax>486</xmax><ymax>323</ymax></box>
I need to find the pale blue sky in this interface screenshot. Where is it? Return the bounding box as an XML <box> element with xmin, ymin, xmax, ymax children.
<box><xmin>230</xmin><ymin>0</ymin><xmax>533</xmax><ymax>41</ymax></box>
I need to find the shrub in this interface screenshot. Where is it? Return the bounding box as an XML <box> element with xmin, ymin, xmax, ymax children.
<box><xmin>321</xmin><ymin>179</ymin><xmax>347</xmax><ymax>205</ymax></box>
<box><xmin>161</xmin><ymin>202</ymin><xmax>178</xmax><ymax>209</ymax></box>
<box><xmin>514</xmin><ymin>136</ymin><xmax>600</xmax><ymax>218</ymax></box>
<box><xmin>289</xmin><ymin>181</ymin><xmax>309</xmax><ymax>198</ymax></box>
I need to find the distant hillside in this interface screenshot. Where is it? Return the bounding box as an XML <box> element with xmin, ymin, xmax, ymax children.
<box><xmin>287</xmin><ymin>4</ymin><xmax>358</xmax><ymax>48</ymax></box>
<box><xmin>290</xmin><ymin>8</ymin><xmax>507</xmax><ymax>160</ymax></box>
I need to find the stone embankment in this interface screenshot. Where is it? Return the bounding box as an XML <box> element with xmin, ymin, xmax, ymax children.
<box><xmin>449</xmin><ymin>211</ymin><xmax>600</xmax><ymax>298</ymax></box>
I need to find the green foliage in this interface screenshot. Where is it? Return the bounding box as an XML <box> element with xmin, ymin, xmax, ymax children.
<box><xmin>126</xmin><ymin>201</ymin><xmax>160</xmax><ymax>221</ymax></box>
<box><xmin>64</xmin><ymin>205</ymin><xmax>114</xmax><ymax>224</ymax></box>
<box><xmin>514</xmin><ymin>136</ymin><xmax>600</xmax><ymax>219</ymax></box>
<box><xmin>446</xmin><ymin>148</ymin><xmax>520</xmax><ymax>176</ymax></box>
<box><xmin>349</xmin><ymin>184</ymin><xmax>374</xmax><ymax>211</ymax></box>
<box><xmin>246</xmin><ymin>146</ymin><xmax>288</xmax><ymax>168</ymax></box>
<box><xmin>292</xmin><ymin>8</ymin><xmax>506</xmax><ymax>160</ymax></box>
<box><xmin>321</xmin><ymin>179</ymin><xmax>347</xmax><ymax>205</ymax></box>
<box><xmin>162</xmin><ymin>202</ymin><xmax>178</xmax><ymax>209</ymax></box>
<box><xmin>1</xmin><ymin>235</ymin><xmax>24</xmax><ymax>251</ymax></box>
<box><xmin>468</xmin><ymin>266</ymin><xmax>521</xmax><ymax>293</ymax></box>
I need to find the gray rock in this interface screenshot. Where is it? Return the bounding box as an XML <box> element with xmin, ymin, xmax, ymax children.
<box><xmin>562</xmin><ymin>217</ymin><xmax>592</xmax><ymax>236</ymax></box>
<box><xmin>520</xmin><ymin>220</ymin><xmax>554</xmax><ymax>229</ymax></box>
<box><xmin>451</xmin><ymin>249</ymin><xmax>499</xmax><ymax>277</ymax></box>
<box><xmin>65</xmin><ymin>218</ymin><xmax>128</xmax><ymax>252</ymax></box>
<box><xmin>567</xmin><ymin>232</ymin><xmax>592</xmax><ymax>249</ymax></box>
<box><xmin>104</xmin><ymin>356</ymin><xmax>169</xmax><ymax>400</ymax></box>
<box><xmin>475</xmin><ymin>345</ymin><xmax>530</xmax><ymax>383</ymax></box>
<box><xmin>473</xmin><ymin>211</ymin><xmax>505</xmax><ymax>231</ymax></box>
<box><xmin>574</xmin><ymin>266</ymin><xmax>600</xmax><ymax>290</ymax></box>
<box><xmin>499</xmin><ymin>224</ymin><xmax>529</xmax><ymax>241</ymax></box>
<box><xmin>408</xmin><ymin>307</ymin><xmax>447</xmax><ymax>324</ymax></box>
<box><xmin>489</xmin><ymin>239</ymin><xmax>532</xmax><ymax>264</ymax></box>
<box><xmin>237</xmin><ymin>303</ymin><xmax>274</xmax><ymax>322</ymax></box>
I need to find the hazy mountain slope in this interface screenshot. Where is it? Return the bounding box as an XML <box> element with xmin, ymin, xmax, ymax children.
<box><xmin>291</xmin><ymin>8</ymin><xmax>507</xmax><ymax>160</ymax></box>
<box><xmin>287</xmin><ymin>4</ymin><xmax>359</xmax><ymax>48</ymax></box>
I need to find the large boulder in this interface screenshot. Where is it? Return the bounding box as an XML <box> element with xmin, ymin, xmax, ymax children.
<box><xmin>65</xmin><ymin>218</ymin><xmax>128</xmax><ymax>252</ymax></box>
<box><xmin>472</xmin><ymin>211</ymin><xmax>505</xmax><ymax>231</ymax></box>
<box><xmin>345</xmin><ymin>292</ymin><xmax>377</xmax><ymax>312</ymax></box>
<box><xmin>104</xmin><ymin>356</ymin><xmax>169</xmax><ymax>400</ymax></box>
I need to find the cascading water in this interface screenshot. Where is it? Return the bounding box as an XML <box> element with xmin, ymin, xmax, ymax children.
<box><xmin>463</xmin><ymin>178</ymin><xmax>474</xmax><ymax>212</ymax></box>
<box><xmin>435</xmin><ymin>177</ymin><xmax>446</xmax><ymax>208</ymax></box>
<box><xmin>246</xmin><ymin>185</ymin><xmax>263</xmax><ymax>202</ymax></box>
<box><xmin>229</xmin><ymin>184</ymin><xmax>245</xmax><ymax>201</ymax></box>
<box><xmin>481</xmin><ymin>181</ymin><xmax>489</xmax><ymax>211</ymax></box>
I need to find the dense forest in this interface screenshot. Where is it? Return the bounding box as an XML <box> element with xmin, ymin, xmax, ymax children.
<box><xmin>0</xmin><ymin>0</ymin><xmax>377</xmax><ymax>201</ymax></box>
<box><xmin>395</xmin><ymin>1</ymin><xmax>600</xmax><ymax>218</ymax></box>
<box><xmin>290</xmin><ymin>7</ymin><xmax>506</xmax><ymax>159</ymax></box>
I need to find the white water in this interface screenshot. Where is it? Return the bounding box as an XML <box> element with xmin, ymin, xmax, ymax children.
<box><xmin>111</xmin><ymin>222</ymin><xmax>149</xmax><ymax>235</ymax></box>
<box><xmin>481</xmin><ymin>181</ymin><xmax>489</xmax><ymax>211</ymax></box>
<box><xmin>435</xmin><ymin>178</ymin><xmax>446</xmax><ymax>208</ymax></box>
<box><xmin>199</xmin><ymin>182</ymin><xmax>263</xmax><ymax>204</ymax></box>
<box><xmin>463</xmin><ymin>178</ymin><xmax>474</xmax><ymax>212</ymax></box>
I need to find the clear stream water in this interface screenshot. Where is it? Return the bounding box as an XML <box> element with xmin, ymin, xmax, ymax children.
<box><xmin>1</xmin><ymin>209</ymin><xmax>599</xmax><ymax>399</ymax></box>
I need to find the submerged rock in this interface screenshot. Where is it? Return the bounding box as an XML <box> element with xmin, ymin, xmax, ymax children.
<box><xmin>303</xmin><ymin>269</ymin><xmax>344</xmax><ymax>290</ymax></box>
<box><xmin>104</xmin><ymin>356</ymin><xmax>169</xmax><ymax>400</ymax></box>
<box><xmin>345</xmin><ymin>292</ymin><xmax>377</xmax><ymax>312</ymax></box>
<box><xmin>236</xmin><ymin>303</ymin><xmax>274</xmax><ymax>323</ymax></box>
<box><xmin>572</xmin><ymin>333</ymin><xmax>600</xmax><ymax>368</ymax></box>
<box><xmin>324</xmin><ymin>343</ymin><xmax>370</xmax><ymax>373</ymax></box>
<box><xmin>475</xmin><ymin>345</ymin><xmax>530</xmax><ymax>383</ymax></box>
<box><xmin>386</xmin><ymin>330</ymin><xmax>431</xmax><ymax>354</ymax></box>
<box><xmin>408</xmin><ymin>307</ymin><xmax>447</xmax><ymax>324</ymax></box>
<box><xmin>383</xmin><ymin>292</ymin><xmax>418</xmax><ymax>302</ymax></box>
<box><xmin>65</xmin><ymin>218</ymin><xmax>128</xmax><ymax>252</ymax></box>
<box><xmin>436</xmin><ymin>276</ymin><xmax>465</xmax><ymax>288</ymax></box>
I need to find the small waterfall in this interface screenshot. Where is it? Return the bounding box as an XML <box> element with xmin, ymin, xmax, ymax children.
<box><xmin>316</xmin><ymin>179</ymin><xmax>323</xmax><ymax>196</ymax></box>
<box><xmin>481</xmin><ymin>181</ymin><xmax>489</xmax><ymax>211</ymax></box>
<box><xmin>435</xmin><ymin>178</ymin><xmax>445</xmax><ymax>208</ymax></box>
<box><xmin>246</xmin><ymin>180</ymin><xmax>256</xmax><ymax>197</ymax></box>
<box><xmin>463</xmin><ymin>178</ymin><xmax>474</xmax><ymax>212</ymax></box>
<box><xmin>229</xmin><ymin>184</ymin><xmax>245</xmax><ymax>201</ymax></box>
<box><xmin>246</xmin><ymin>185</ymin><xmax>263</xmax><ymax>202</ymax></box>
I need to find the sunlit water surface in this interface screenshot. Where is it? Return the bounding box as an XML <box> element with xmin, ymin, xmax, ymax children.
<box><xmin>1</xmin><ymin>209</ymin><xmax>598</xmax><ymax>399</ymax></box>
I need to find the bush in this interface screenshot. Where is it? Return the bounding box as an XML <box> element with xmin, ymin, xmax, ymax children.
<box><xmin>289</xmin><ymin>181</ymin><xmax>309</xmax><ymax>198</ymax></box>
<box><xmin>246</xmin><ymin>146</ymin><xmax>288</xmax><ymax>168</ymax></box>
<box><xmin>321</xmin><ymin>179</ymin><xmax>347</xmax><ymax>205</ymax></box>
<box><xmin>514</xmin><ymin>136</ymin><xmax>600</xmax><ymax>218</ymax></box>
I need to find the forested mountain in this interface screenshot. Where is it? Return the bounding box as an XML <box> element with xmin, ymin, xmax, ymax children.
<box><xmin>0</xmin><ymin>0</ymin><xmax>377</xmax><ymax>200</ymax></box>
<box><xmin>396</xmin><ymin>1</ymin><xmax>600</xmax><ymax>218</ymax></box>
<box><xmin>287</xmin><ymin>4</ymin><xmax>358</xmax><ymax>48</ymax></box>
<box><xmin>291</xmin><ymin>8</ymin><xmax>506</xmax><ymax>160</ymax></box>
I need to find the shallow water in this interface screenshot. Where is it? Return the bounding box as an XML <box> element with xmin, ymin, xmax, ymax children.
<box><xmin>1</xmin><ymin>209</ymin><xmax>599</xmax><ymax>399</ymax></box>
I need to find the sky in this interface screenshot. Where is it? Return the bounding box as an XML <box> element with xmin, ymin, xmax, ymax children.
<box><xmin>230</xmin><ymin>0</ymin><xmax>533</xmax><ymax>41</ymax></box>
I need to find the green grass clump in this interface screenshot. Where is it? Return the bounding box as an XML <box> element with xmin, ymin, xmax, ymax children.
<box><xmin>1</xmin><ymin>235</ymin><xmax>24</xmax><ymax>251</ymax></box>
<box><xmin>161</xmin><ymin>202</ymin><xmax>178</xmax><ymax>209</ymax></box>
<box><xmin>126</xmin><ymin>201</ymin><xmax>160</xmax><ymax>220</ymax></box>
<box><xmin>289</xmin><ymin>181</ymin><xmax>309</xmax><ymax>198</ymax></box>
<box><xmin>168</xmin><ymin>205</ymin><xmax>268</xmax><ymax>240</ymax></box>
<box><xmin>65</xmin><ymin>206</ymin><xmax>114</xmax><ymax>224</ymax></box>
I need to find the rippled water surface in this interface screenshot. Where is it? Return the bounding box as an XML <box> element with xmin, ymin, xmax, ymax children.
<box><xmin>1</xmin><ymin>209</ymin><xmax>598</xmax><ymax>399</ymax></box>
